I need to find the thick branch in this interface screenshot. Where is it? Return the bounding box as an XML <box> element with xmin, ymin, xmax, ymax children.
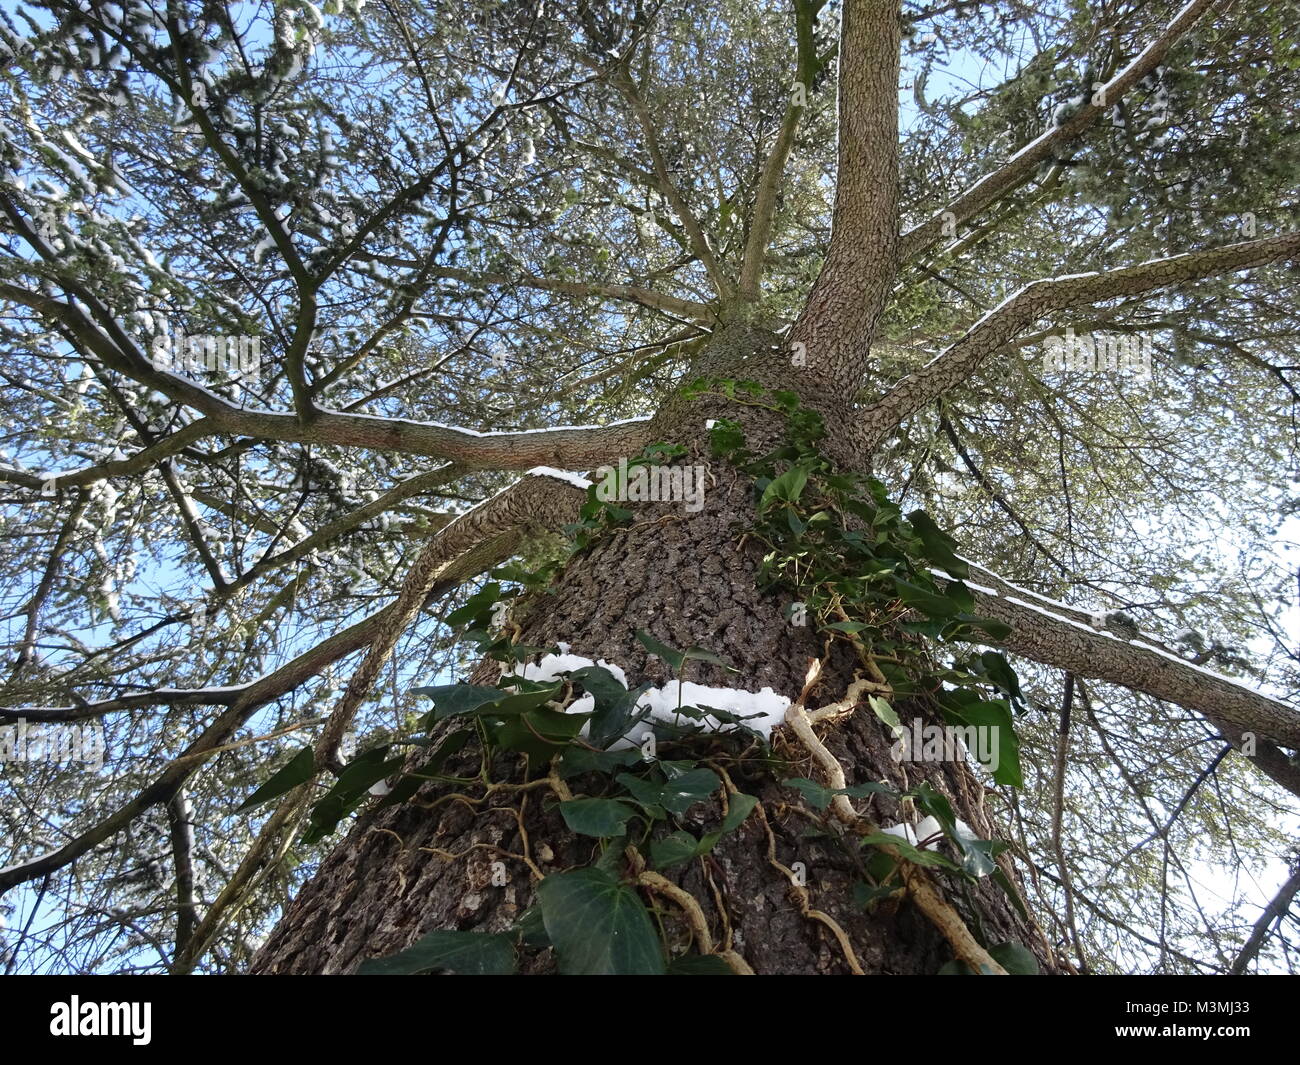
<box><xmin>738</xmin><ymin>0</ymin><xmax>823</xmax><ymax>302</ymax></box>
<box><xmin>788</xmin><ymin>0</ymin><xmax>900</xmax><ymax>388</ymax></box>
<box><xmin>313</xmin><ymin>468</ymin><xmax>591</xmax><ymax>763</ymax></box>
<box><xmin>959</xmin><ymin>561</ymin><xmax>1300</xmax><ymax>768</ymax></box>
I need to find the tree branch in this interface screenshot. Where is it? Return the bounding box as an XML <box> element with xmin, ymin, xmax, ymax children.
<box><xmin>788</xmin><ymin>0</ymin><xmax>901</xmax><ymax>389</ymax></box>
<box><xmin>862</xmin><ymin>232</ymin><xmax>1300</xmax><ymax>450</ymax></box>
<box><xmin>737</xmin><ymin>0</ymin><xmax>823</xmax><ymax>302</ymax></box>
<box><xmin>957</xmin><ymin>560</ymin><xmax>1300</xmax><ymax>779</ymax></box>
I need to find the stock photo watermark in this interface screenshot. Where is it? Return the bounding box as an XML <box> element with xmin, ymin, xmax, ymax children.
<box><xmin>150</xmin><ymin>328</ymin><xmax>262</xmax><ymax>384</ymax></box>
<box><xmin>50</xmin><ymin>997</ymin><xmax>151</xmax><ymax>1045</ymax></box>
<box><xmin>890</xmin><ymin>717</ymin><xmax>1001</xmax><ymax>774</ymax></box>
<box><xmin>0</xmin><ymin>718</ymin><xmax>105</xmax><ymax>771</ymax></box>
<box><xmin>593</xmin><ymin>457</ymin><xmax>708</xmax><ymax>513</ymax></box>
<box><xmin>1041</xmin><ymin>326</ymin><xmax>1153</xmax><ymax>382</ymax></box>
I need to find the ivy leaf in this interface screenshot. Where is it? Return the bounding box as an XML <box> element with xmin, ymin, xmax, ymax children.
<box><xmin>235</xmin><ymin>746</ymin><xmax>314</xmax><ymax>813</ymax></box>
<box><xmin>636</xmin><ymin>629</ymin><xmax>685</xmax><ymax>671</ymax></box>
<box><xmin>357</xmin><ymin>930</ymin><xmax>517</xmax><ymax>975</ymax></box>
<box><xmin>759</xmin><ymin>465</ymin><xmax>810</xmax><ymax>510</ymax></box>
<box><xmin>980</xmin><ymin>650</ymin><xmax>1025</xmax><ymax>709</ymax></box>
<box><xmin>537</xmin><ymin>869</ymin><xmax>665</xmax><ymax>974</ymax></box>
<box><xmin>657</xmin><ymin>767</ymin><xmax>721</xmax><ymax>815</ymax></box>
<box><xmin>302</xmin><ymin>746</ymin><xmax>405</xmax><ymax>844</ymax></box>
<box><xmin>868</xmin><ymin>695</ymin><xmax>903</xmax><ymax>736</ymax></box>
<box><xmin>493</xmin><ymin>707</ymin><xmax>586</xmax><ymax>759</ymax></box>
<box><xmin>907</xmin><ymin>509</ymin><xmax>969</xmax><ymax>579</ymax></box>
<box><xmin>783</xmin><ymin>777</ymin><xmax>892</xmax><ymax>810</ymax></box>
<box><xmin>938</xmin><ymin>694</ymin><xmax>1024</xmax><ymax>788</ymax></box>
<box><xmin>559</xmin><ymin>798</ymin><xmax>638</xmax><ymax>837</ymax></box>
<box><xmin>636</xmin><ymin>630</ymin><xmax>737</xmax><ymax>674</ymax></box>
<box><xmin>377</xmin><ymin>729</ymin><xmax>472</xmax><ymax>809</ymax></box>
<box><xmin>412</xmin><ymin>683</ymin><xmax>505</xmax><ymax>723</ymax></box>
<box><xmin>893</xmin><ymin>577</ymin><xmax>961</xmax><ymax>618</ymax></box>
<box><xmin>556</xmin><ymin>747</ymin><xmax>644</xmax><ymax>778</ymax></box>
<box><xmin>859</xmin><ymin>832</ymin><xmax>960</xmax><ymax>870</ymax></box>
<box><xmin>938</xmin><ymin>941</ymin><xmax>1039</xmax><ymax>975</ymax></box>
<box><xmin>650</xmin><ymin>830</ymin><xmax>703</xmax><ymax>870</ymax></box>
<box><xmin>719</xmin><ymin>792</ymin><xmax>759</xmax><ymax>833</ymax></box>
<box><xmin>443</xmin><ymin>582</ymin><xmax>504</xmax><ymax>628</ymax></box>
<box><xmin>965</xmin><ymin>614</ymin><xmax>1014</xmax><ymax>641</ymax></box>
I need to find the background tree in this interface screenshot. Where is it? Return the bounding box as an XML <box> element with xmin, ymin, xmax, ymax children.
<box><xmin>0</xmin><ymin>0</ymin><xmax>1297</xmax><ymax>974</ymax></box>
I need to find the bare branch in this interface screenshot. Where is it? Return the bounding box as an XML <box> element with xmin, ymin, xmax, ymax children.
<box><xmin>1229</xmin><ymin>865</ymin><xmax>1300</xmax><ymax>974</ymax></box>
<box><xmin>612</xmin><ymin>67</ymin><xmax>734</xmax><ymax>301</ymax></box>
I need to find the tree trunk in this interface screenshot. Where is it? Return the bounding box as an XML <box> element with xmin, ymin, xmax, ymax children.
<box><xmin>251</xmin><ymin>328</ymin><xmax>1056</xmax><ymax>975</ymax></box>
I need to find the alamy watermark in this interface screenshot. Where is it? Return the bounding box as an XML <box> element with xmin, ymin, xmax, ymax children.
<box><xmin>891</xmin><ymin>717</ymin><xmax>1000</xmax><ymax>774</ymax></box>
<box><xmin>150</xmin><ymin>327</ymin><xmax>262</xmax><ymax>384</ymax></box>
<box><xmin>0</xmin><ymin>718</ymin><xmax>105</xmax><ymax>771</ymax></box>
<box><xmin>594</xmin><ymin>457</ymin><xmax>707</xmax><ymax>513</ymax></box>
<box><xmin>1041</xmin><ymin>327</ymin><xmax>1153</xmax><ymax>382</ymax></box>
<box><xmin>50</xmin><ymin>997</ymin><xmax>151</xmax><ymax>1045</ymax></box>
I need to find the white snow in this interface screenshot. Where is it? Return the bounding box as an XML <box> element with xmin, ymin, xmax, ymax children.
<box><xmin>527</xmin><ymin>466</ymin><xmax>592</xmax><ymax>489</ymax></box>
<box><xmin>503</xmin><ymin>651</ymin><xmax>790</xmax><ymax>744</ymax></box>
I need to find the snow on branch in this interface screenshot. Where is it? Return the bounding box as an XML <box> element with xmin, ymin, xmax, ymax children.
<box><xmin>960</xmin><ymin>560</ymin><xmax>1300</xmax><ymax>793</ymax></box>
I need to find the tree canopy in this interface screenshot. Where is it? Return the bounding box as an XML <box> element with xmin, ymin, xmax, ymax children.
<box><xmin>1</xmin><ymin>0</ymin><xmax>1297</xmax><ymax>974</ymax></box>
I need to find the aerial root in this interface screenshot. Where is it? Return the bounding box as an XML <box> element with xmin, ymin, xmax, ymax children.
<box><xmin>784</xmin><ymin>659</ymin><xmax>1009</xmax><ymax>975</ymax></box>
<box><xmin>754</xmin><ymin>799</ymin><xmax>866</xmax><ymax>974</ymax></box>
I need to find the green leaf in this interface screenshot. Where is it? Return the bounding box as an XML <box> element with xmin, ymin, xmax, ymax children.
<box><xmin>537</xmin><ymin>869</ymin><xmax>665</xmax><ymax>974</ymax></box>
<box><xmin>413</xmin><ymin>683</ymin><xmax>504</xmax><ymax>722</ymax></box>
<box><xmin>493</xmin><ymin>707</ymin><xmax>587</xmax><ymax>759</ymax></box>
<box><xmin>853</xmin><ymin>880</ymin><xmax>903</xmax><ymax>909</ymax></box>
<box><xmin>235</xmin><ymin>746</ymin><xmax>314</xmax><ymax>813</ymax></box>
<box><xmin>783</xmin><ymin>777</ymin><xmax>892</xmax><ymax>810</ymax></box>
<box><xmin>513</xmin><ymin>905</ymin><xmax>550</xmax><ymax>948</ymax></box>
<box><xmin>302</xmin><ymin>746</ymin><xmax>406</xmax><ymax>844</ymax></box>
<box><xmin>868</xmin><ymin>695</ymin><xmax>902</xmax><ymax>736</ymax></box>
<box><xmin>483</xmin><ymin>682</ymin><xmax>564</xmax><ymax>717</ymax></box>
<box><xmin>556</xmin><ymin>746</ymin><xmax>643</xmax><ymax>778</ymax></box>
<box><xmin>962</xmin><ymin>614</ymin><xmax>1013</xmax><ymax>641</ymax></box>
<box><xmin>559</xmin><ymin>798</ymin><xmax>638</xmax><ymax>837</ymax></box>
<box><xmin>357</xmin><ymin>930</ymin><xmax>516</xmax><ymax>975</ymax></box>
<box><xmin>939</xmin><ymin>694</ymin><xmax>1024</xmax><ymax>788</ymax></box>
<box><xmin>990</xmin><ymin>941</ymin><xmax>1040</xmax><ymax>974</ymax></box>
<box><xmin>980</xmin><ymin>650</ymin><xmax>1025</xmax><ymax>708</ymax></box>
<box><xmin>894</xmin><ymin>577</ymin><xmax>961</xmax><ymax>619</ymax></box>
<box><xmin>719</xmin><ymin>792</ymin><xmax>759</xmax><ymax>833</ymax></box>
<box><xmin>907</xmin><ymin>509</ymin><xmax>969</xmax><ymax>579</ymax></box>
<box><xmin>681</xmin><ymin>646</ymin><xmax>738</xmax><ymax>672</ymax></box>
<box><xmin>759</xmin><ymin>465</ymin><xmax>810</xmax><ymax>510</ymax></box>
<box><xmin>636</xmin><ymin>629</ymin><xmax>685</xmax><ymax>672</ymax></box>
<box><xmin>377</xmin><ymin>729</ymin><xmax>472</xmax><ymax>809</ymax></box>
<box><xmin>444</xmin><ymin>582</ymin><xmax>503</xmax><ymax>628</ymax></box>
<box><xmin>650</xmin><ymin>830</ymin><xmax>703</xmax><ymax>870</ymax></box>
<box><xmin>859</xmin><ymin>832</ymin><xmax>960</xmax><ymax>870</ymax></box>
<box><xmin>657</xmin><ymin>767</ymin><xmax>721</xmax><ymax>815</ymax></box>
